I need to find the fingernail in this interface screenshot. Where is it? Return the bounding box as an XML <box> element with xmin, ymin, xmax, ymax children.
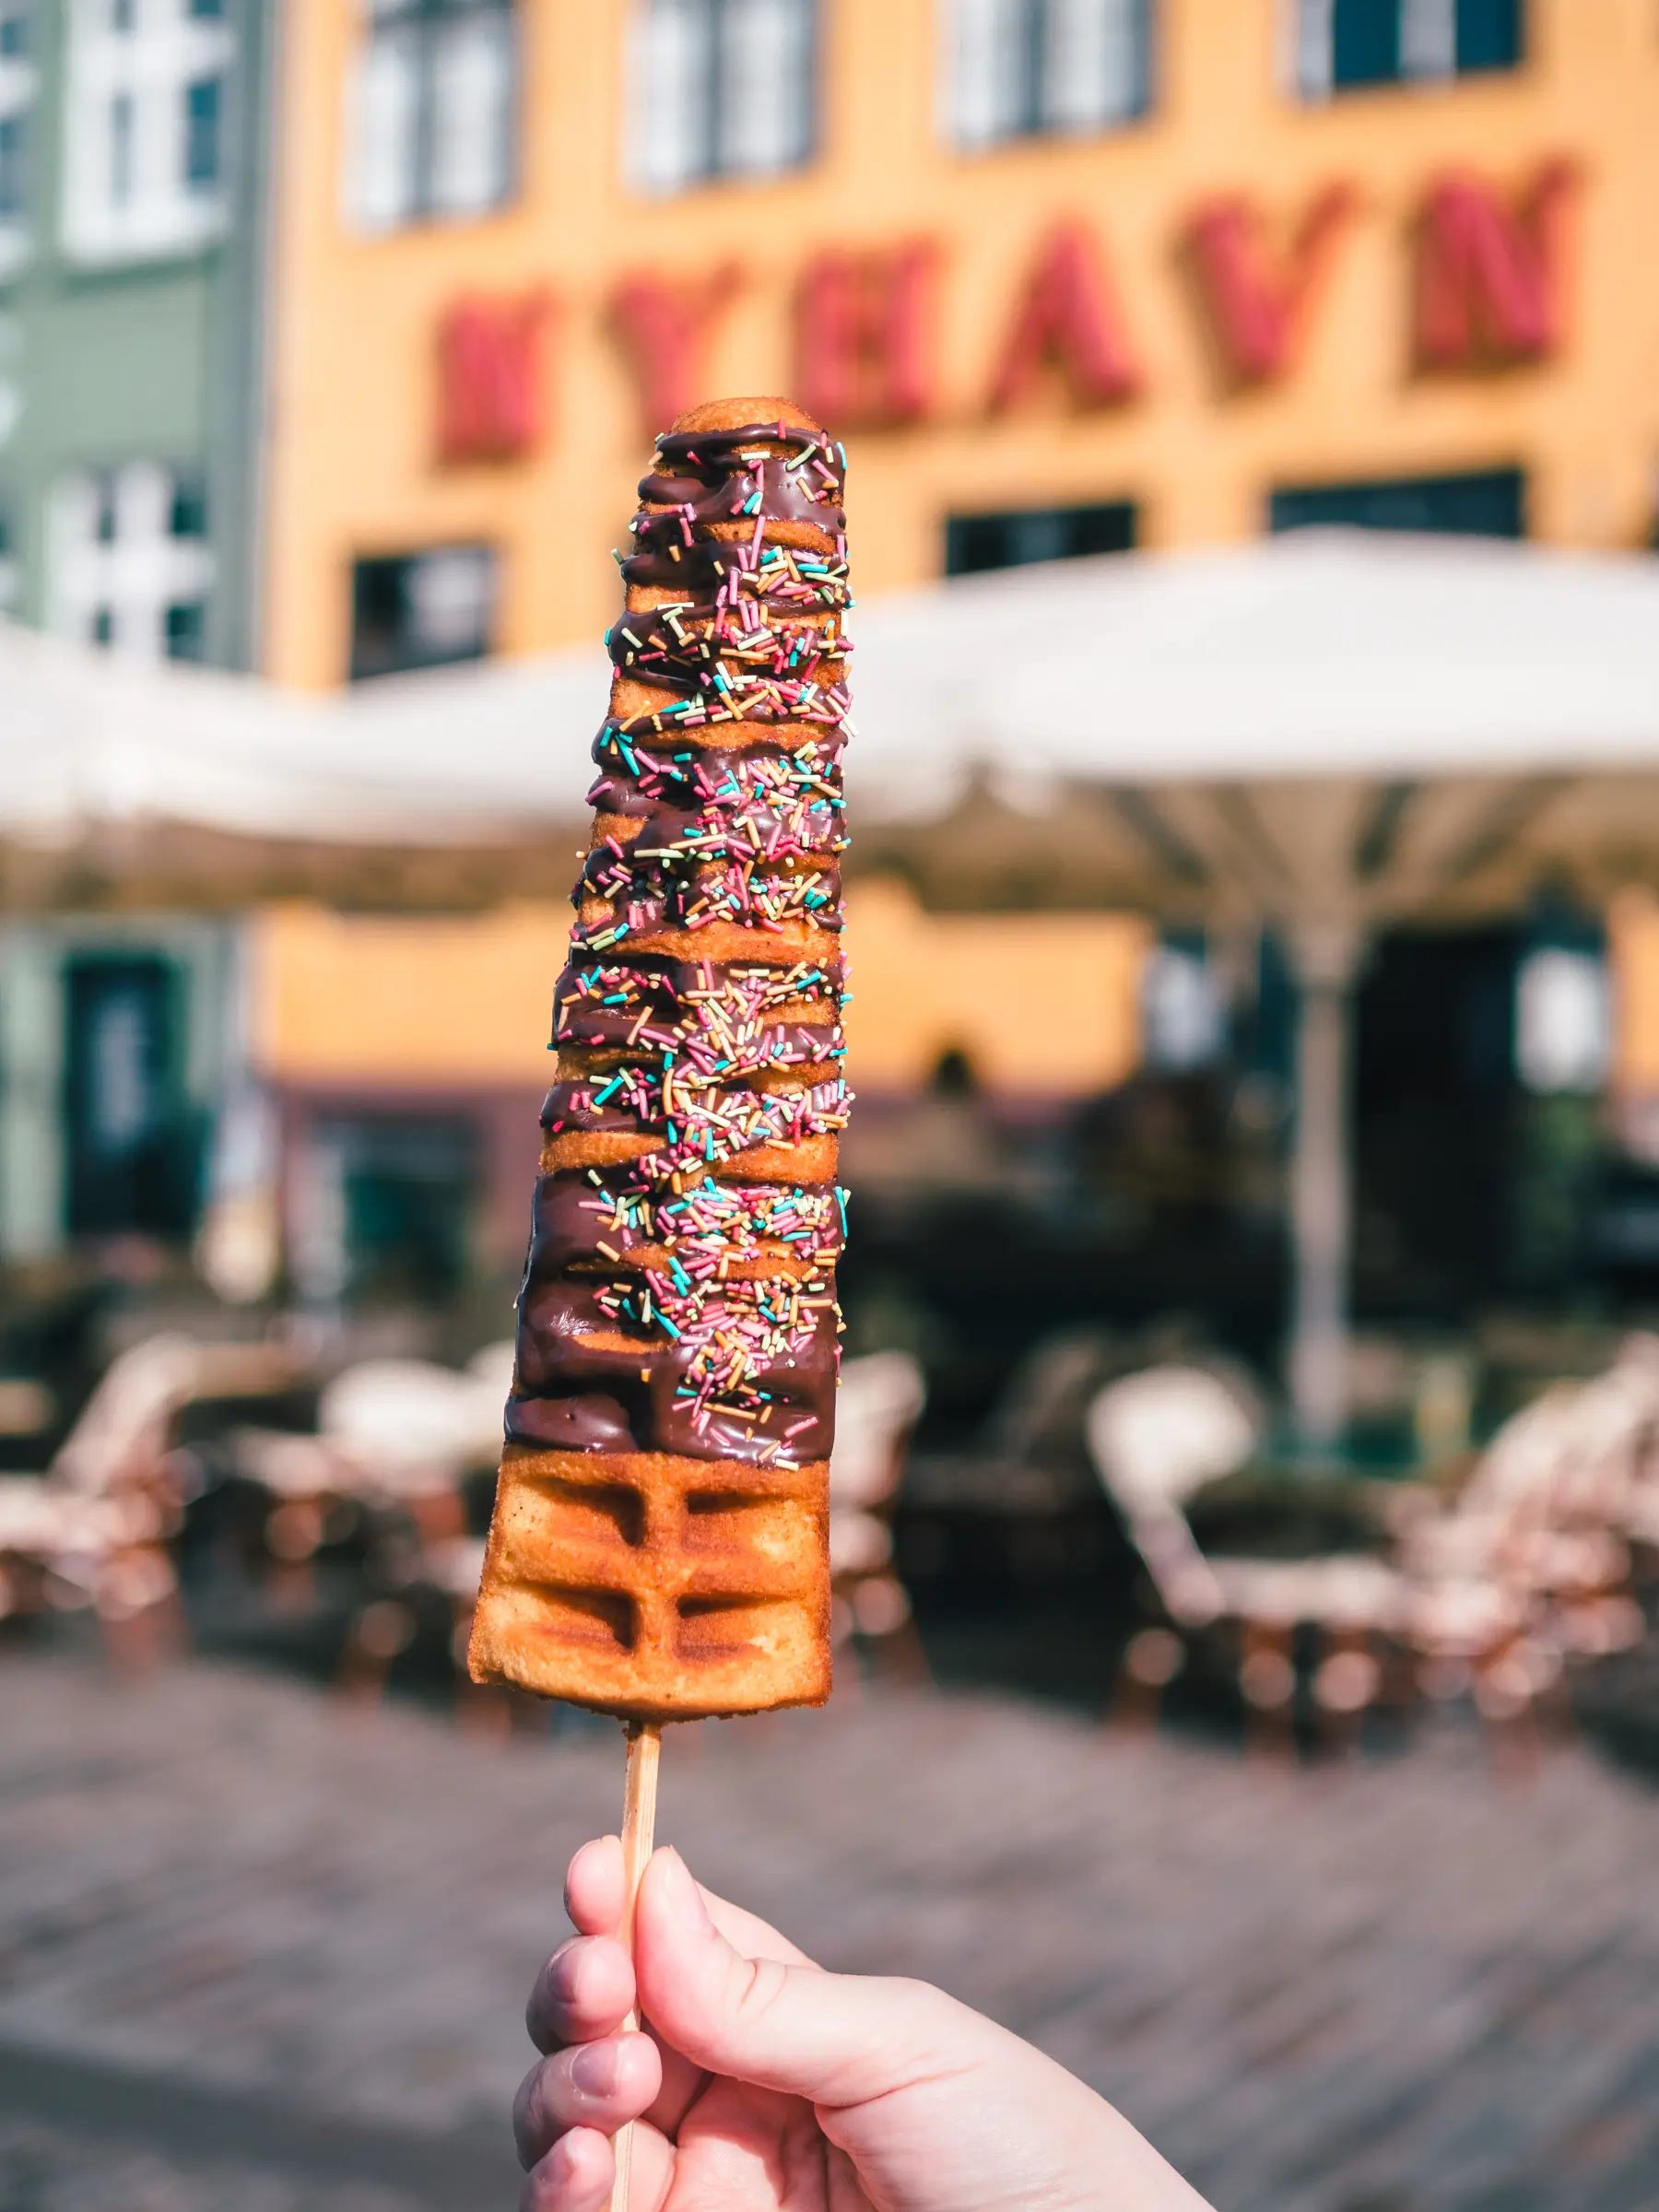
<box><xmin>571</xmin><ymin>2041</ymin><xmax>622</xmax><ymax>2099</ymax></box>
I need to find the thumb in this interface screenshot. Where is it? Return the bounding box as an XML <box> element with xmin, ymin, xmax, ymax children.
<box><xmin>633</xmin><ymin>1849</ymin><xmax>979</xmax><ymax>2112</ymax></box>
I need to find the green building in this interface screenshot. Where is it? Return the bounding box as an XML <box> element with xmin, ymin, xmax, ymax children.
<box><xmin>0</xmin><ymin>0</ymin><xmax>274</xmax><ymax>1266</ymax></box>
<box><xmin>0</xmin><ymin>0</ymin><xmax>274</xmax><ymax>667</ymax></box>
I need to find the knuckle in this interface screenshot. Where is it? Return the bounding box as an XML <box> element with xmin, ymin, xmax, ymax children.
<box><xmin>729</xmin><ymin>1952</ymin><xmax>791</xmax><ymax>2029</ymax></box>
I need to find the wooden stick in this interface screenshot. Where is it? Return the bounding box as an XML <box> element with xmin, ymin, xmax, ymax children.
<box><xmin>609</xmin><ymin>1720</ymin><xmax>661</xmax><ymax>2212</ymax></box>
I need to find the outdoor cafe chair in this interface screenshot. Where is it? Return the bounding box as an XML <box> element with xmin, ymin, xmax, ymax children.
<box><xmin>1394</xmin><ymin>1338</ymin><xmax>1659</xmax><ymax>1719</ymax></box>
<box><xmin>1085</xmin><ymin>1364</ymin><xmax>1410</xmax><ymax>1744</ymax></box>
<box><xmin>0</xmin><ymin>1331</ymin><xmax>301</xmax><ymax>1663</ymax></box>
<box><xmin>293</xmin><ymin>1344</ymin><xmax>514</xmax><ymax>1703</ymax></box>
<box><xmin>828</xmin><ymin>1348</ymin><xmax>927</xmax><ymax>1659</ymax></box>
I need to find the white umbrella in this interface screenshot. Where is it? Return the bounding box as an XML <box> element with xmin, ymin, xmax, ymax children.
<box><xmin>12</xmin><ymin>531</ymin><xmax>1659</xmax><ymax>1445</ymax></box>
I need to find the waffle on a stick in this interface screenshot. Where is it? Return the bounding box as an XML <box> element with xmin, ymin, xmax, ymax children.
<box><xmin>468</xmin><ymin>396</ymin><xmax>851</xmax><ymax>1721</ymax></box>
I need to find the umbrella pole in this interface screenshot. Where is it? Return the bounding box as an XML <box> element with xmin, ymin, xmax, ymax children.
<box><xmin>1287</xmin><ymin>923</ymin><xmax>1364</xmax><ymax>1454</ymax></box>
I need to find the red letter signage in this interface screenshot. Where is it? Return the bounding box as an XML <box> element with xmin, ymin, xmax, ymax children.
<box><xmin>1182</xmin><ymin>186</ymin><xmax>1353</xmax><ymax>386</ymax></box>
<box><xmin>436</xmin><ymin>295</ymin><xmax>550</xmax><ymax>465</ymax></box>
<box><xmin>1414</xmin><ymin>162</ymin><xmax>1575</xmax><ymax>371</ymax></box>
<box><xmin>607</xmin><ymin>265</ymin><xmax>743</xmax><ymax>438</ymax></box>
<box><xmin>987</xmin><ymin>221</ymin><xmax>1141</xmax><ymax>414</ymax></box>
<box><xmin>794</xmin><ymin>240</ymin><xmax>938</xmax><ymax>429</ymax></box>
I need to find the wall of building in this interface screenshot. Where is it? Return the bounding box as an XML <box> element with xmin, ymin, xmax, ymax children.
<box><xmin>263</xmin><ymin>0</ymin><xmax>1659</xmax><ymax>688</ymax></box>
<box><xmin>0</xmin><ymin>0</ymin><xmax>274</xmax><ymax>668</ymax></box>
<box><xmin>248</xmin><ymin>885</ymin><xmax>1147</xmax><ymax>1099</ymax></box>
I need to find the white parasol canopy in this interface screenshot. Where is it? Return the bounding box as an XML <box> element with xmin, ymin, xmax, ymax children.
<box><xmin>9</xmin><ymin>530</ymin><xmax>1659</xmax><ymax>1447</ymax></box>
<box><xmin>6</xmin><ymin>532</ymin><xmax>1659</xmax><ymax>853</ymax></box>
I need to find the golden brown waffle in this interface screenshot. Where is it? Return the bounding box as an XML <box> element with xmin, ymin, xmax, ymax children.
<box><xmin>469</xmin><ymin>394</ymin><xmax>849</xmax><ymax>1719</ymax></box>
<box><xmin>470</xmin><ymin>1445</ymin><xmax>830</xmax><ymax>1720</ymax></box>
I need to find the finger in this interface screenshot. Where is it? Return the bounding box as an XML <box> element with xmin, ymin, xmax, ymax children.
<box><xmin>564</xmin><ymin>1836</ymin><xmax>626</xmax><ymax>1938</ymax></box>
<box><xmin>634</xmin><ymin>1848</ymin><xmax>997</xmax><ymax>2110</ymax></box>
<box><xmin>526</xmin><ymin>1936</ymin><xmax>635</xmax><ymax>2055</ymax></box>
<box><xmin>519</xmin><ymin>2126</ymin><xmax>611</xmax><ymax>2212</ymax></box>
<box><xmin>641</xmin><ymin>1867</ymin><xmax>814</xmax><ymax>2136</ymax></box>
<box><xmin>522</xmin><ymin>2120</ymin><xmax>675</xmax><ymax>2212</ymax></box>
<box><xmin>513</xmin><ymin>2033</ymin><xmax>662</xmax><ymax>2170</ymax></box>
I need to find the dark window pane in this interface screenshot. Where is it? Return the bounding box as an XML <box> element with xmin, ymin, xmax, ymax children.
<box><xmin>0</xmin><ymin>8</ymin><xmax>27</xmax><ymax>59</ymax></box>
<box><xmin>0</xmin><ymin>112</ymin><xmax>26</xmax><ymax>219</ymax></box>
<box><xmin>188</xmin><ymin>0</ymin><xmax>225</xmax><ymax>16</ymax></box>
<box><xmin>945</xmin><ymin>500</ymin><xmax>1137</xmax><ymax>577</ymax></box>
<box><xmin>1012</xmin><ymin>0</ymin><xmax>1046</xmax><ymax>134</ymax></box>
<box><xmin>1268</xmin><ymin>467</ymin><xmax>1525</xmax><ymax>539</ymax></box>
<box><xmin>170</xmin><ymin>474</ymin><xmax>208</xmax><ymax>538</ymax></box>
<box><xmin>91</xmin><ymin>606</ymin><xmax>114</xmax><ymax>646</ymax></box>
<box><xmin>165</xmin><ymin>601</ymin><xmax>206</xmax><ymax>660</ymax></box>
<box><xmin>349</xmin><ymin>544</ymin><xmax>496</xmax><ymax>680</ymax></box>
<box><xmin>184</xmin><ymin>75</ymin><xmax>222</xmax><ymax>188</ymax></box>
<box><xmin>63</xmin><ymin>956</ymin><xmax>201</xmax><ymax>1240</ymax></box>
<box><xmin>1455</xmin><ymin>0</ymin><xmax>1521</xmax><ymax>71</ymax></box>
<box><xmin>328</xmin><ymin>1113</ymin><xmax>480</xmax><ymax>1303</ymax></box>
<box><xmin>1332</xmin><ymin>0</ymin><xmax>1399</xmax><ymax>86</ymax></box>
<box><xmin>93</xmin><ymin>476</ymin><xmax>118</xmax><ymax>543</ymax></box>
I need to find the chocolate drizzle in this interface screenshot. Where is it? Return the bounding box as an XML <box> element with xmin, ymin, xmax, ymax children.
<box><xmin>506</xmin><ymin>418</ymin><xmax>853</xmax><ymax>1465</ymax></box>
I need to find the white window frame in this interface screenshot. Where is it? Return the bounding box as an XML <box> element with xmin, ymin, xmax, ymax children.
<box><xmin>345</xmin><ymin>0</ymin><xmax>517</xmax><ymax>236</ymax></box>
<box><xmin>627</xmin><ymin>0</ymin><xmax>818</xmax><ymax>200</ymax></box>
<box><xmin>943</xmin><ymin>0</ymin><xmax>1150</xmax><ymax>153</ymax></box>
<box><xmin>48</xmin><ymin>461</ymin><xmax>214</xmax><ymax>663</ymax></box>
<box><xmin>59</xmin><ymin>0</ymin><xmax>235</xmax><ymax>265</ymax></box>
<box><xmin>0</xmin><ymin>3</ymin><xmax>38</xmax><ymax>277</ymax></box>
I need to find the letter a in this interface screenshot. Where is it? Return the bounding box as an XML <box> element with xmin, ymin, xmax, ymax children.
<box><xmin>987</xmin><ymin>222</ymin><xmax>1141</xmax><ymax>414</ymax></box>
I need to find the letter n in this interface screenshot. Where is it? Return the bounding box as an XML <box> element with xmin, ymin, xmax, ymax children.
<box><xmin>1414</xmin><ymin>162</ymin><xmax>1576</xmax><ymax>371</ymax></box>
<box><xmin>436</xmin><ymin>295</ymin><xmax>551</xmax><ymax>465</ymax></box>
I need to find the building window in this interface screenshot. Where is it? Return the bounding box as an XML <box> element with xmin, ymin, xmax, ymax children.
<box><xmin>0</xmin><ymin>495</ymin><xmax>18</xmax><ymax>613</ymax></box>
<box><xmin>60</xmin><ymin>0</ymin><xmax>236</xmax><ymax>263</ymax></box>
<box><xmin>349</xmin><ymin>544</ymin><xmax>496</xmax><ymax>680</ymax></box>
<box><xmin>1295</xmin><ymin>0</ymin><xmax>1521</xmax><ymax>100</ymax></box>
<box><xmin>48</xmin><ymin>461</ymin><xmax>216</xmax><ymax>660</ymax></box>
<box><xmin>183</xmin><ymin>72</ymin><xmax>221</xmax><ymax>188</ymax></box>
<box><xmin>945</xmin><ymin>499</ymin><xmax>1137</xmax><ymax>575</ymax></box>
<box><xmin>63</xmin><ymin>954</ymin><xmax>201</xmax><ymax>1240</ymax></box>
<box><xmin>1268</xmin><ymin>467</ymin><xmax>1524</xmax><ymax>538</ymax></box>
<box><xmin>628</xmin><ymin>0</ymin><xmax>818</xmax><ymax>197</ymax></box>
<box><xmin>347</xmin><ymin>0</ymin><xmax>516</xmax><ymax>234</ymax></box>
<box><xmin>946</xmin><ymin>0</ymin><xmax>1151</xmax><ymax>150</ymax></box>
<box><xmin>0</xmin><ymin>3</ymin><xmax>35</xmax><ymax>273</ymax></box>
<box><xmin>164</xmin><ymin>597</ymin><xmax>206</xmax><ymax>659</ymax></box>
<box><xmin>292</xmin><ymin>1114</ymin><xmax>480</xmax><ymax>1305</ymax></box>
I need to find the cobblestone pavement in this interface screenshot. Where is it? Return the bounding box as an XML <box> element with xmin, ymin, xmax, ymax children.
<box><xmin>4</xmin><ymin>1648</ymin><xmax>1658</xmax><ymax>2212</ymax></box>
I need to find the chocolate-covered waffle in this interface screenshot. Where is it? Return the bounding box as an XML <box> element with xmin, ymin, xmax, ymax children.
<box><xmin>468</xmin><ymin>396</ymin><xmax>851</xmax><ymax>1721</ymax></box>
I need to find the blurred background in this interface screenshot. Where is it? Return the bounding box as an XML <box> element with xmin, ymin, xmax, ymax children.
<box><xmin>6</xmin><ymin>3</ymin><xmax>1659</xmax><ymax>2207</ymax></box>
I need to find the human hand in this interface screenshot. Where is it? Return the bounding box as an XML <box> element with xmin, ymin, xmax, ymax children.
<box><xmin>514</xmin><ymin>1835</ymin><xmax>1211</xmax><ymax>2212</ymax></box>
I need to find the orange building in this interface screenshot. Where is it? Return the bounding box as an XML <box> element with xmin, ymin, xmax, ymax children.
<box><xmin>227</xmin><ymin>0</ymin><xmax>1659</xmax><ymax>1311</ymax></box>
<box><xmin>261</xmin><ymin>0</ymin><xmax>1659</xmax><ymax>688</ymax></box>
